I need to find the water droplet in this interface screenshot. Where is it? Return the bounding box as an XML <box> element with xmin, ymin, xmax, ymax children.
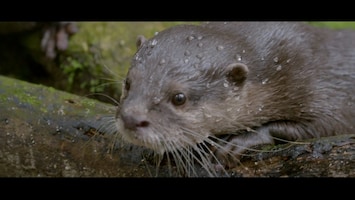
<box><xmin>196</xmin><ymin>53</ymin><xmax>203</xmax><ymax>59</ymax></box>
<box><xmin>56</xmin><ymin>126</ymin><xmax>62</xmax><ymax>133</ymax></box>
<box><xmin>258</xmin><ymin>105</ymin><xmax>264</xmax><ymax>111</ymax></box>
<box><xmin>184</xmin><ymin>59</ymin><xmax>189</xmax><ymax>63</ymax></box>
<box><xmin>242</xmin><ymin>50</ymin><xmax>246</xmax><ymax>53</ymax></box>
<box><xmin>153</xmin><ymin>97</ymin><xmax>161</xmax><ymax>104</ymax></box>
<box><xmin>184</xmin><ymin>50</ymin><xmax>191</xmax><ymax>56</ymax></box>
<box><xmin>276</xmin><ymin>65</ymin><xmax>282</xmax><ymax>71</ymax></box>
<box><xmin>215</xmin><ymin>117</ymin><xmax>223</xmax><ymax>122</ymax></box>
<box><xmin>223</xmin><ymin>81</ymin><xmax>229</xmax><ymax>88</ymax></box>
<box><xmin>273</xmin><ymin>57</ymin><xmax>279</xmax><ymax>63</ymax></box>
<box><xmin>262</xmin><ymin>78</ymin><xmax>269</xmax><ymax>84</ymax></box>
<box><xmin>151</xmin><ymin>39</ymin><xmax>157</xmax><ymax>46</ymax></box>
<box><xmin>197</xmin><ymin>35</ymin><xmax>203</xmax><ymax>40</ymax></box>
<box><xmin>235</xmin><ymin>54</ymin><xmax>242</xmax><ymax>61</ymax></box>
<box><xmin>286</xmin><ymin>59</ymin><xmax>291</xmax><ymax>63</ymax></box>
<box><xmin>217</xmin><ymin>45</ymin><xmax>224</xmax><ymax>51</ymax></box>
<box><xmin>197</xmin><ymin>42</ymin><xmax>203</xmax><ymax>47</ymax></box>
<box><xmin>206</xmin><ymin>83</ymin><xmax>211</xmax><ymax>88</ymax></box>
<box><xmin>159</xmin><ymin>59</ymin><xmax>166</xmax><ymax>65</ymax></box>
<box><xmin>148</xmin><ymin>75</ymin><xmax>153</xmax><ymax>83</ymax></box>
<box><xmin>261</xmin><ymin>57</ymin><xmax>265</xmax><ymax>61</ymax></box>
<box><xmin>187</xmin><ymin>35</ymin><xmax>195</xmax><ymax>41</ymax></box>
<box><xmin>204</xmin><ymin>112</ymin><xmax>212</xmax><ymax>118</ymax></box>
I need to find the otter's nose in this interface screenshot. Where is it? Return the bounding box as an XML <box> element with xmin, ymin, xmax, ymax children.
<box><xmin>121</xmin><ymin>114</ymin><xmax>150</xmax><ymax>131</ymax></box>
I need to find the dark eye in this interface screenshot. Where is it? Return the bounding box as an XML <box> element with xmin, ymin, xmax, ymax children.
<box><xmin>172</xmin><ymin>93</ymin><xmax>186</xmax><ymax>106</ymax></box>
<box><xmin>124</xmin><ymin>78</ymin><xmax>131</xmax><ymax>91</ymax></box>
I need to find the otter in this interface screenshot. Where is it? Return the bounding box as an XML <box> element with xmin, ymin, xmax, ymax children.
<box><xmin>115</xmin><ymin>22</ymin><xmax>355</xmax><ymax>177</ymax></box>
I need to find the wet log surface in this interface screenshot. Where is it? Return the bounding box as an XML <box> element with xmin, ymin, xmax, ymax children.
<box><xmin>0</xmin><ymin>75</ymin><xmax>354</xmax><ymax>177</ymax></box>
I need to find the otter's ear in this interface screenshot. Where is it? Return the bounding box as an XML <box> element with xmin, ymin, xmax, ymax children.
<box><xmin>226</xmin><ymin>62</ymin><xmax>249</xmax><ymax>84</ymax></box>
<box><xmin>136</xmin><ymin>35</ymin><xmax>147</xmax><ymax>49</ymax></box>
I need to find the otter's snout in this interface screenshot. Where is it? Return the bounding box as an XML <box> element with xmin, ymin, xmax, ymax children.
<box><xmin>120</xmin><ymin>112</ymin><xmax>150</xmax><ymax>131</ymax></box>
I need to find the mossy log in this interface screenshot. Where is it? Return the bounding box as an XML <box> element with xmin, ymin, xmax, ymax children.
<box><xmin>0</xmin><ymin>75</ymin><xmax>354</xmax><ymax>177</ymax></box>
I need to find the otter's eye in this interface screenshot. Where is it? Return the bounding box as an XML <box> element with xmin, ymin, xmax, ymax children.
<box><xmin>124</xmin><ymin>78</ymin><xmax>131</xmax><ymax>91</ymax></box>
<box><xmin>172</xmin><ymin>93</ymin><xmax>186</xmax><ymax>106</ymax></box>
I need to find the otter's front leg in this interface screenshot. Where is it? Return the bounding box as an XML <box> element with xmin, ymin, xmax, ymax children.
<box><xmin>213</xmin><ymin>127</ymin><xmax>274</xmax><ymax>168</ymax></box>
<box><xmin>214</xmin><ymin>121</ymin><xmax>311</xmax><ymax>169</ymax></box>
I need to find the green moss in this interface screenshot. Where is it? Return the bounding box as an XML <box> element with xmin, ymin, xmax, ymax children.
<box><xmin>308</xmin><ymin>21</ymin><xmax>355</xmax><ymax>29</ymax></box>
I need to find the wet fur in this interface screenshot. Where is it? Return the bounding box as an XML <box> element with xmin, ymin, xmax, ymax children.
<box><xmin>115</xmin><ymin>22</ymin><xmax>355</xmax><ymax>176</ymax></box>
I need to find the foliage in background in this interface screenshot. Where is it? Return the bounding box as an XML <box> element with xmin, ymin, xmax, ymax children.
<box><xmin>60</xmin><ymin>22</ymin><xmax>199</xmax><ymax>102</ymax></box>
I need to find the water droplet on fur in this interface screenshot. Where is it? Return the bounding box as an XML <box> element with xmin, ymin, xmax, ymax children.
<box><xmin>184</xmin><ymin>50</ymin><xmax>191</xmax><ymax>56</ymax></box>
<box><xmin>217</xmin><ymin>45</ymin><xmax>224</xmax><ymax>51</ymax></box>
<box><xmin>148</xmin><ymin>75</ymin><xmax>153</xmax><ymax>83</ymax></box>
<box><xmin>261</xmin><ymin>57</ymin><xmax>265</xmax><ymax>61</ymax></box>
<box><xmin>150</xmin><ymin>39</ymin><xmax>157</xmax><ymax>46</ymax></box>
<box><xmin>235</xmin><ymin>54</ymin><xmax>242</xmax><ymax>61</ymax></box>
<box><xmin>196</xmin><ymin>53</ymin><xmax>203</xmax><ymax>59</ymax></box>
<box><xmin>276</xmin><ymin>65</ymin><xmax>282</xmax><ymax>71</ymax></box>
<box><xmin>187</xmin><ymin>35</ymin><xmax>195</xmax><ymax>41</ymax></box>
<box><xmin>159</xmin><ymin>59</ymin><xmax>166</xmax><ymax>65</ymax></box>
<box><xmin>184</xmin><ymin>59</ymin><xmax>189</xmax><ymax>63</ymax></box>
<box><xmin>273</xmin><ymin>57</ymin><xmax>279</xmax><ymax>63</ymax></box>
<box><xmin>262</xmin><ymin>78</ymin><xmax>269</xmax><ymax>84</ymax></box>
<box><xmin>242</xmin><ymin>50</ymin><xmax>246</xmax><ymax>53</ymax></box>
<box><xmin>197</xmin><ymin>42</ymin><xmax>203</xmax><ymax>47</ymax></box>
<box><xmin>223</xmin><ymin>81</ymin><xmax>229</xmax><ymax>88</ymax></box>
<box><xmin>204</xmin><ymin>112</ymin><xmax>212</xmax><ymax>118</ymax></box>
<box><xmin>286</xmin><ymin>59</ymin><xmax>291</xmax><ymax>63</ymax></box>
<box><xmin>206</xmin><ymin>83</ymin><xmax>211</xmax><ymax>88</ymax></box>
<box><xmin>197</xmin><ymin>35</ymin><xmax>203</xmax><ymax>40</ymax></box>
<box><xmin>258</xmin><ymin>105</ymin><xmax>264</xmax><ymax>112</ymax></box>
<box><xmin>153</xmin><ymin>97</ymin><xmax>161</xmax><ymax>104</ymax></box>
<box><xmin>215</xmin><ymin>117</ymin><xmax>223</xmax><ymax>122</ymax></box>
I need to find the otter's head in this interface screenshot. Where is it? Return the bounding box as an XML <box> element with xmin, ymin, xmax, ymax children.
<box><xmin>116</xmin><ymin>24</ymin><xmax>249</xmax><ymax>154</ymax></box>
